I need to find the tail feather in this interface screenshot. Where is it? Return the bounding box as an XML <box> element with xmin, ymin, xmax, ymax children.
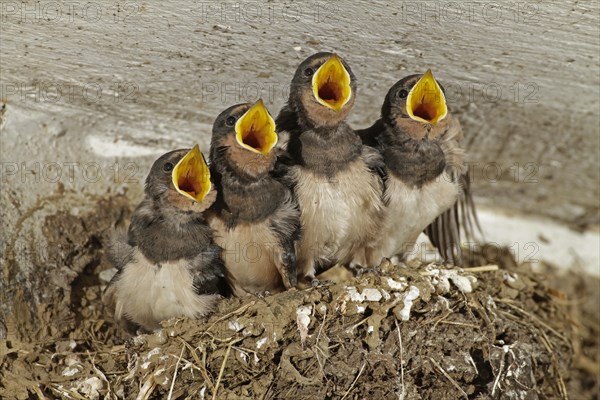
<box><xmin>425</xmin><ymin>171</ymin><xmax>482</xmax><ymax>265</ymax></box>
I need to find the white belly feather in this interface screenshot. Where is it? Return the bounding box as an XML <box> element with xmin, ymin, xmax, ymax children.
<box><xmin>370</xmin><ymin>173</ymin><xmax>459</xmax><ymax>263</ymax></box>
<box><xmin>209</xmin><ymin>217</ymin><xmax>284</xmax><ymax>296</ymax></box>
<box><xmin>294</xmin><ymin>160</ymin><xmax>384</xmax><ymax>273</ymax></box>
<box><xmin>111</xmin><ymin>250</ymin><xmax>218</xmax><ymax>330</ymax></box>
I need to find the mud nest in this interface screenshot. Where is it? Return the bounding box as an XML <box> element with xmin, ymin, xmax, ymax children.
<box><xmin>0</xmin><ymin>195</ymin><xmax>598</xmax><ymax>399</ymax></box>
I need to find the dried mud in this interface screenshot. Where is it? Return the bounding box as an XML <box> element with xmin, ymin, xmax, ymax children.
<box><xmin>0</xmin><ymin>196</ymin><xmax>598</xmax><ymax>400</ymax></box>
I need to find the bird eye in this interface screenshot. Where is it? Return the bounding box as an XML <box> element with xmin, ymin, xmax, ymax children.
<box><xmin>226</xmin><ymin>116</ymin><xmax>236</xmax><ymax>126</ymax></box>
<box><xmin>304</xmin><ymin>68</ymin><xmax>314</xmax><ymax>77</ymax></box>
<box><xmin>398</xmin><ymin>89</ymin><xmax>408</xmax><ymax>99</ymax></box>
<box><xmin>163</xmin><ymin>162</ymin><xmax>174</xmax><ymax>172</ymax></box>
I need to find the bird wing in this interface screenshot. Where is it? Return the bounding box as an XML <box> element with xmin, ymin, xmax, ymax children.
<box><xmin>275</xmin><ymin>104</ymin><xmax>299</xmax><ymax>135</ymax></box>
<box><xmin>269</xmin><ymin>193</ymin><xmax>302</xmax><ymax>289</ymax></box>
<box><xmin>361</xmin><ymin>140</ymin><xmax>388</xmax><ymax>195</ymax></box>
<box><xmin>189</xmin><ymin>243</ymin><xmax>231</xmax><ymax>298</ymax></box>
<box><xmin>103</xmin><ymin>235</ymin><xmax>138</xmax><ymax>330</ymax></box>
<box><xmin>271</xmin><ymin>104</ymin><xmax>300</xmax><ymax>184</ymax></box>
<box><xmin>356</xmin><ymin>119</ymin><xmax>384</xmax><ymax>148</ymax></box>
<box><xmin>424</xmin><ymin>171</ymin><xmax>482</xmax><ymax>265</ymax></box>
<box><xmin>107</xmin><ymin>229</ymin><xmax>135</xmax><ymax>271</ymax></box>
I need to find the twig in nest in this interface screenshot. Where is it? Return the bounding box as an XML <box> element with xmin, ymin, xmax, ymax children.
<box><xmin>260</xmin><ymin>377</ymin><xmax>275</xmax><ymax>400</ymax></box>
<box><xmin>419</xmin><ymin>264</ymin><xmax>498</xmax><ymax>277</ymax></box>
<box><xmin>496</xmin><ymin>299</ymin><xmax>569</xmax><ymax>343</ymax></box>
<box><xmin>280</xmin><ymin>346</ymin><xmax>321</xmax><ymax>385</ymax></box>
<box><xmin>32</xmin><ymin>385</ymin><xmax>45</xmax><ymax>400</ymax></box>
<box><xmin>206</xmin><ymin>301</ymin><xmax>256</xmax><ymax>333</ymax></box>
<box><xmin>167</xmin><ymin>345</ymin><xmax>185</xmax><ymax>400</ymax></box>
<box><xmin>432</xmin><ymin>310</ymin><xmax>453</xmax><ymax>330</ymax></box>
<box><xmin>110</xmin><ymin>345</ymin><xmax>126</xmax><ymax>353</ymax></box>
<box><xmin>347</xmin><ymin>317</ymin><xmax>369</xmax><ymax>331</ymax></box>
<box><xmin>136</xmin><ymin>378</ymin><xmax>156</xmax><ymax>400</ymax></box>
<box><xmin>179</xmin><ymin>338</ymin><xmax>214</xmax><ymax>391</ymax></box>
<box><xmin>491</xmin><ymin>351</ymin><xmax>506</xmax><ymax>396</ymax></box>
<box><xmin>340</xmin><ymin>361</ymin><xmax>367</xmax><ymax>400</ymax></box>
<box><xmin>313</xmin><ymin>345</ymin><xmax>329</xmax><ymax>383</ymax></box>
<box><xmin>314</xmin><ymin>307</ymin><xmax>328</xmax><ymax>381</ymax></box>
<box><xmin>428</xmin><ymin>357</ymin><xmax>468</xmax><ymax>399</ymax></box>
<box><xmin>212</xmin><ymin>339</ymin><xmax>240</xmax><ymax>400</ymax></box>
<box><xmin>437</xmin><ymin>321</ymin><xmax>480</xmax><ymax>329</ymax></box>
<box><xmin>394</xmin><ymin>320</ymin><xmax>405</xmax><ymax>400</ymax></box>
<box><xmin>421</xmin><ymin>297</ymin><xmax>452</xmax><ymax>328</ymax></box>
<box><xmin>467</xmin><ymin>353</ymin><xmax>479</xmax><ymax>375</ymax></box>
<box><xmin>87</xmin><ymin>350</ymin><xmax>113</xmax><ymax>400</ymax></box>
<box><xmin>462</xmin><ymin>265</ymin><xmax>499</xmax><ymax>273</ymax></box>
<box><xmin>315</xmin><ymin>307</ymin><xmax>327</xmax><ymax>345</ymax></box>
<box><xmin>49</xmin><ymin>384</ymin><xmax>89</xmax><ymax>400</ymax></box>
<box><xmin>540</xmin><ymin>330</ymin><xmax>569</xmax><ymax>400</ymax></box>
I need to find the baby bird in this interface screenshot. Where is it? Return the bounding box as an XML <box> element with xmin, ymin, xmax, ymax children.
<box><xmin>104</xmin><ymin>146</ymin><xmax>229</xmax><ymax>331</ymax></box>
<box><xmin>358</xmin><ymin>70</ymin><xmax>477</xmax><ymax>265</ymax></box>
<box><xmin>207</xmin><ymin>100</ymin><xmax>301</xmax><ymax>296</ymax></box>
<box><xmin>276</xmin><ymin>52</ymin><xmax>385</xmax><ymax>279</ymax></box>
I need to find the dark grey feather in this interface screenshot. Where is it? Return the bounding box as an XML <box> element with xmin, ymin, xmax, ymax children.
<box><xmin>424</xmin><ymin>171</ymin><xmax>482</xmax><ymax>265</ymax></box>
<box><xmin>189</xmin><ymin>244</ymin><xmax>231</xmax><ymax>297</ymax></box>
<box><xmin>107</xmin><ymin>229</ymin><xmax>135</xmax><ymax>271</ymax></box>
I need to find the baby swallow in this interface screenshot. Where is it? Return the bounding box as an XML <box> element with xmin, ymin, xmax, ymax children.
<box><xmin>276</xmin><ymin>52</ymin><xmax>385</xmax><ymax>280</ymax></box>
<box><xmin>358</xmin><ymin>70</ymin><xmax>479</xmax><ymax>265</ymax></box>
<box><xmin>104</xmin><ymin>146</ymin><xmax>229</xmax><ymax>331</ymax></box>
<box><xmin>207</xmin><ymin>100</ymin><xmax>301</xmax><ymax>296</ymax></box>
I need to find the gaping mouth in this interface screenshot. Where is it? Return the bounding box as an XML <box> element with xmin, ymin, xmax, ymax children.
<box><xmin>312</xmin><ymin>54</ymin><xmax>352</xmax><ymax>112</ymax></box>
<box><xmin>406</xmin><ymin>69</ymin><xmax>447</xmax><ymax>125</ymax></box>
<box><xmin>172</xmin><ymin>144</ymin><xmax>211</xmax><ymax>203</ymax></box>
<box><xmin>235</xmin><ymin>99</ymin><xmax>277</xmax><ymax>155</ymax></box>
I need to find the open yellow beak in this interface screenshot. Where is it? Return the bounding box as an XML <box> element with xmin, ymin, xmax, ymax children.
<box><xmin>235</xmin><ymin>99</ymin><xmax>277</xmax><ymax>155</ymax></box>
<box><xmin>172</xmin><ymin>144</ymin><xmax>211</xmax><ymax>203</ymax></box>
<box><xmin>312</xmin><ymin>54</ymin><xmax>352</xmax><ymax>112</ymax></box>
<box><xmin>406</xmin><ymin>69</ymin><xmax>447</xmax><ymax>125</ymax></box>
